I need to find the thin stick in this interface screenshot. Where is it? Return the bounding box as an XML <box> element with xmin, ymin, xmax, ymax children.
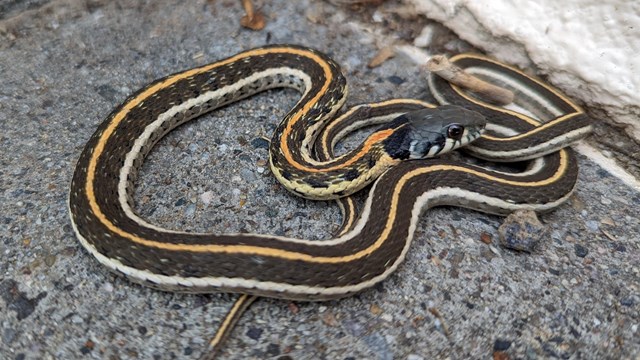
<box><xmin>240</xmin><ymin>0</ymin><xmax>266</xmax><ymax>30</ymax></box>
<box><xmin>426</xmin><ymin>55</ymin><xmax>514</xmax><ymax>105</ymax></box>
<box><xmin>428</xmin><ymin>307</ymin><xmax>451</xmax><ymax>338</ymax></box>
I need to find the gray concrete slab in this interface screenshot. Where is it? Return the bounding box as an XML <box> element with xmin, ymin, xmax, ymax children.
<box><xmin>1</xmin><ymin>1</ymin><xmax>638</xmax><ymax>359</ymax></box>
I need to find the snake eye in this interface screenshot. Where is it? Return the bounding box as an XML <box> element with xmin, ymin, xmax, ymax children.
<box><xmin>447</xmin><ymin>124</ymin><xmax>464</xmax><ymax>140</ymax></box>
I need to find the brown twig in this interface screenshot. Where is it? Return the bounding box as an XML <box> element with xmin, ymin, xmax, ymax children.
<box><xmin>428</xmin><ymin>307</ymin><xmax>451</xmax><ymax>338</ymax></box>
<box><xmin>240</xmin><ymin>0</ymin><xmax>266</xmax><ymax>31</ymax></box>
<box><xmin>368</xmin><ymin>46</ymin><xmax>396</xmax><ymax>68</ymax></box>
<box><xmin>426</xmin><ymin>55</ymin><xmax>514</xmax><ymax>105</ymax></box>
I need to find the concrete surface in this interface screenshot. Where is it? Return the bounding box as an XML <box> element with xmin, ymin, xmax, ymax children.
<box><xmin>0</xmin><ymin>1</ymin><xmax>638</xmax><ymax>359</ymax></box>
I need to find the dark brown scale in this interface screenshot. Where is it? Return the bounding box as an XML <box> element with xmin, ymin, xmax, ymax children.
<box><xmin>280</xmin><ymin>169</ymin><xmax>293</xmax><ymax>181</ymax></box>
<box><xmin>341</xmin><ymin>168</ymin><xmax>360</xmax><ymax>181</ymax></box>
<box><xmin>304</xmin><ymin>177</ymin><xmax>328</xmax><ymax>189</ymax></box>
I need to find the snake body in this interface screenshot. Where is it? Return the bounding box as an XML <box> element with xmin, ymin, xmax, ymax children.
<box><xmin>69</xmin><ymin>46</ymin><xmax>591</xmax><ymax>301</ymax></box>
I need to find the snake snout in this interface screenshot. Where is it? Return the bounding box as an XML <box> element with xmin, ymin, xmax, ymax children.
<box><xmin>403</xmin><ymin>105</ymin><xmax>486</xmax><ymax>159</ymax></box>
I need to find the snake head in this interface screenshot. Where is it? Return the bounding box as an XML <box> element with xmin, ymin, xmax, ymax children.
<box><xmin>382</xmin><ymin>105</ymin><xmax>486</xmax><ymax>160</ymax></box>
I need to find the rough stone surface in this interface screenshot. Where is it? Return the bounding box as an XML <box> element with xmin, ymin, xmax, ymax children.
<box><xmin>1</xmin><ymin>1</ymin><xmax>638</xmax><ymax>359</ymax></box>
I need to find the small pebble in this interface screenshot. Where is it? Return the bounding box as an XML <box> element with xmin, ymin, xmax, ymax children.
<box><xmin>322</xmin><ymin>312</ymin><xmax>339</xmax><ymax>327</ymax></box>
<box><xmin>497</xmin><ymin>210</ymin><xmax>546</xmax><ymax>252</ymax></box>
<box><xmin>493</xmin><ymin>339</ymin><xmax>512</xmax><ymax>351</ymax></box>
<box><xmin>79</xmin><ymin>343</ymin><xmax>93</xmax><ymax>355</ymax></box>
<box><xmin>184</xmin><ymin>204</ymin><xmax>196</xmax><ymax>216</ymax></box>
<box><xmin>3</xmin><ymin>327</ymin><xmax>17</xmax><ymax>344</ymax></box>
<box><xmin>287</xmin><ymin>302</ymin><xmax>299</xmax><ymax>314</ymax></box>
<box><xmin>265</xmin><ymin>343</ymin><xmax>280</xmax><ymax>356</ymax></box>
<box><xmin>240</xmin><ymin>168</ymin><xmax>256</xmax><ymax>181</ymax></box>
<box><xmin>585</xmin><ymin>220</ymin><xmax>599</xmax><ymax>232</ymax></box>
<box><xmin>372</xmin><ymin>9</ymin><xmax>384</xmax><ymax>22</ymax></box>
<box><xmin>363</xmin><ymin>332</ymin><xmax>392</xmax><ymax>360</ymax></box>
<box><xmin>250</xmin><ymin>138</ymin><xmax>269</xmax><ymax>149</ymax></box>
<box><xmin>387</xmin><ymin>75</ymin><xmax>405</xmax><ymax>85</ymax></box>
<box><xmin>343</xmin><ymin>320</ymin><xmax>365</xmax><ymax>337</ymax></box>
<box><xmin>200</xmin><ymin>191</ymin><xmax>214</xmax><ymax>205</ymax></box>
<box><xmin>600</xmin><ymin>217</ymin><xmax>615</xmax><ymax>226</ymax></box>
<box><xmin>370</xmin><ymin>304</ymin><xmax>382</xmax><ymax>315</ymax></box>
<box><xmin>548</xmin><ymin>268</ymin><xmax>560</xmax><ymax>276</ymax></box>
<box><xmin>265</xmin><ymin>208</ymin><xmax>278</xmax><ymax>218</ymax></box>
<box><xmin>246</xmin><ymin>327</ymin><xmax>263</xmax><ymax>340</ymax></box>
<box><xmin>44</xmin><ymin>255</ymin><xmax>57</xmax><ymax>267</ymax></box>
<box><xmin>574</xmin><ymin>244</ymin><xmax>589</xmax><ymax>258</ymax></box>
<box><xmin>462</xmin><ymin>237</ymin><xmax>475</xmax><ymax>246</ymax></box>
<box><xmin>480</xmin><ymin>232</ymin><xmax>492</xmax><ymax>244</ymax></box>
<box><xmin>413</xmin><ymin>26</ymin><xmax>433</xmax><ymax>47</ymax></box>
<box><xmin>620</xmin><ymin>297</ymin><xmax>634</xmax><ymax>307</ymax></box>
<box><xmin>345</xmin><ymin>55</ymin><xmax>363</xmax><ymax>70</ymax></box>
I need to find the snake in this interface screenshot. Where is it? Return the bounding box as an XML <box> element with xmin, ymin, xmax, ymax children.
<box><xmin>68</xmin><ymin>45</ymin><xmax>592</xmax><ymax>356</ymax></box>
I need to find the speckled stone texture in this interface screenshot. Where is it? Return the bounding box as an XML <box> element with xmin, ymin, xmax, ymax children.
<box><xmin>0</xmin><ymin>1</ymin><xmax>638</xmax><ymax>359</ymax></box>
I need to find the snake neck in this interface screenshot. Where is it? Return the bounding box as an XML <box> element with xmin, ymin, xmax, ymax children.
<box><xmin>270</xmin><ymin>125</ymin><xmax>403</xmax><ymax>200</ymax></box>
<box><xmin>269</xmin><ymin>106</ymin><xmax>487</xmax><ymax>201</ymax></box>
<box><xmin>269</xmin><ymin>115</ymin><xmax>416</xmax><ymax>200</ymax></box>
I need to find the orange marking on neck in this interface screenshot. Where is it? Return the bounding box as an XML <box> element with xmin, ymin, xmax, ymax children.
<box><xmin>301</xmin><ymin>128</ymin><xmax>395</xmax><ymax>173</ymax></box>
